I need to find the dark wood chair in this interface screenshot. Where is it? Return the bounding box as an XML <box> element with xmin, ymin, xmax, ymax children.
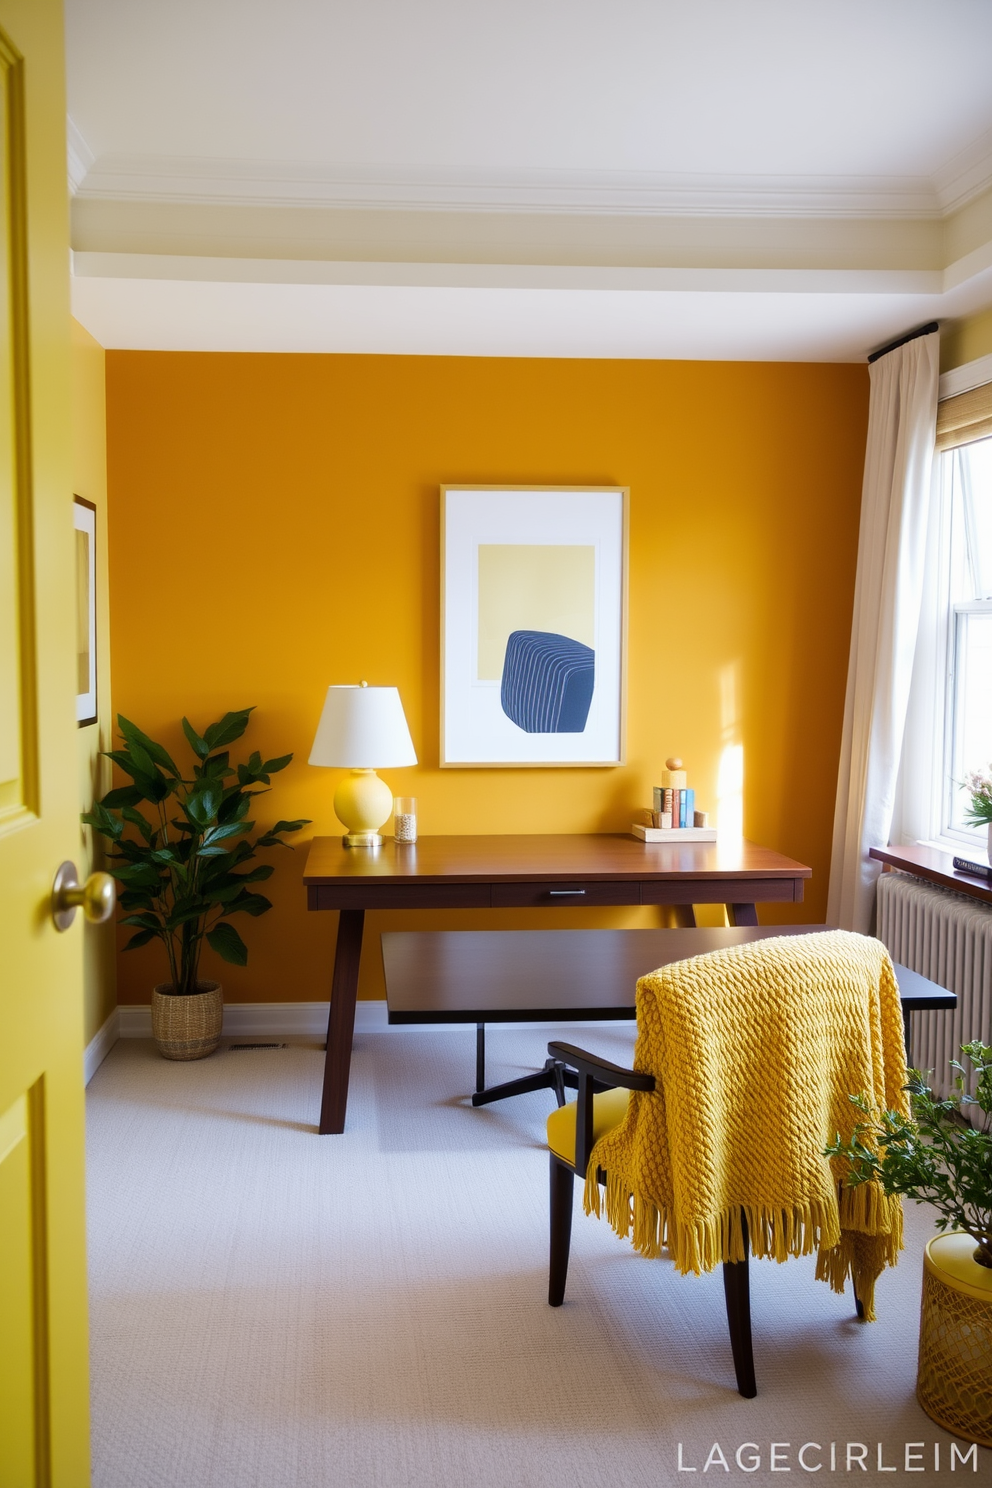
<box><xmin>547</xmin><ymin>1047</ymin><xmax>880</xmax><ymax>1392</ymax></box>
<box><xmin>544</xmin><ymin>1040</ymin><xmax>760</xmax><ymax>1398</ymax></box>
<box><xmin>544</xmin><ymin>1039</ymin><xmax>871</xmax><ymax>1398</ymax></box>
<box><xmin>538</xmin><ymin>929</ymin><xmax>950</xmax><ymax>1394</ymax></box>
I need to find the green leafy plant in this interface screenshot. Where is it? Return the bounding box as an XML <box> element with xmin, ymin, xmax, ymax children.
<box><xmin>82</xmin><ymin>709</ymin><xmax>310</xmax><ymax>996</ymax></box>
<box><xmin>961</xmin><ymin>766</ymin><xmax>992</xmax><ymax>827</ymax></box>
<box><xmin>826</xmin><ymin>1041</ymin><xmax>992</xmax><ymax>1268</ymax></box>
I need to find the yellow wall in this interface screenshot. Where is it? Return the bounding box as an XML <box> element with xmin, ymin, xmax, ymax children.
<box><xmin>106</xmin><ymin>352</ymin><xmax>868</xmax><ymax>1004</ymax></box>
<box><xmin>72</xmin><ymin>318</ymin><xmax>116</xmax><ymax>1040</ymax></box>
<box><xmin>940</xmin><ymin>306</ymin><xmax>992</xmax><ymax>373</ymax></box>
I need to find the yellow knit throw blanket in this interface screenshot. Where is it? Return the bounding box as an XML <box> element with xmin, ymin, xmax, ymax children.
<box><xmin>584</xmin><ymin>930</ymin><xmax>908</xmax><ymax>1321</ymax></box>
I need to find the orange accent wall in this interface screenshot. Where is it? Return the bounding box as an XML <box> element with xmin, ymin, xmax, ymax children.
<box><xmin>106</xmin><ymin>352</ymin><xmax>868</xmax><ymax>1004</ymax></box>
<box><xmin>73</xmin><ymin>318</ymin><xmax>117</xmax><ymax>1041</ymax></box>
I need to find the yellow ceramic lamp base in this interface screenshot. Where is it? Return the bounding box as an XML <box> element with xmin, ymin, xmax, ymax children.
<box><xmin>334</xmin><ymin>768</ymin><xmax>394</xmax><ymax>847</ymax></box>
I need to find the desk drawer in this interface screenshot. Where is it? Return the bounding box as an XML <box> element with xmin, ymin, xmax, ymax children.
<box><xmin>307</xmin><ymin>882</ymin><xmax>492</xmax><ymax>911</ymax></box>
<box><xmin>639</xmin><ymin>876</ymin><xmax>803</xmax><ymax>906</ymax></box>
<box><xmin>491</xmin><ymin>880</ymin><xmax>637</xmax><ymax>908</ymax></box>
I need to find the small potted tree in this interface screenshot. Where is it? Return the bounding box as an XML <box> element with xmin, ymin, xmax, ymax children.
<box><xmin>828</xmin><ymin>1041</ymin><xmax>992</xmax><ymax>1447</ymax></box>
<box><xmin>84</xmin><ymin>709</ymin><xmax>309</xmax><ymax>1059</ymax></box>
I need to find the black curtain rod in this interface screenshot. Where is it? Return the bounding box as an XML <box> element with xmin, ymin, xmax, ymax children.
<box><xmin>867</xmin><ymin>321</ymin><xmax>939</xmax><ymax>365</ymax></box>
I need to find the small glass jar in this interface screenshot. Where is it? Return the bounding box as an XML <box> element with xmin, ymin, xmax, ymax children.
<box><xmin>393</xmin><ymin>796</ymin><xmax>417</xmax><ymax>844</ymax></box>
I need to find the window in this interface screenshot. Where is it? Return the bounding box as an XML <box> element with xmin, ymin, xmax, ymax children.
<box><xmin>895</xmin><ymin>368</ymin><xmax>992</xmax><ymax>853</ymax></box>
<box><xmin>940</xmin><ymin>438</ymin><xmax>992</xmax><ymax>843</ymax></box>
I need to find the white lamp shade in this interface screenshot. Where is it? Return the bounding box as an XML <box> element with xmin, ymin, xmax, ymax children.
<box><xmin>309</xmin><ymin>685</ymin><xmax>417</xmax><ymax>769</ymax></box>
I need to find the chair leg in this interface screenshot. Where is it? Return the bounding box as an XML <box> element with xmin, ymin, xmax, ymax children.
<box><xmin>722</xmin><ymin>1211</ymin><xmax>757</xmax><ymax>1398</ymax></box>
<box><xmin>549</xmin><ymin>1156</ymin><xmax>575</xmax><ymax>1306</ymax></box>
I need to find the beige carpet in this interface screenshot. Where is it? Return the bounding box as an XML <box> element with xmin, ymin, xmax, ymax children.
<box><xmin>87</xmin><ymin>1026</ymin><xmax>980</xmax><ymax>1487</ymax></box>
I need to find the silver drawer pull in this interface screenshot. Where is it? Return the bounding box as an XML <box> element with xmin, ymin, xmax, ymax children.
<box><xmin>548</xmin><ymin>889</ymin><xmax>586</xmax><ymax>896</ymax></box>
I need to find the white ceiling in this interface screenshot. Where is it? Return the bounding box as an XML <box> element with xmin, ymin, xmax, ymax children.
<box><xmin>65</xmin><ymin>0</ymin><xmax>992</xmax><ymax>186</ymax></box>
<box><xmin>64</xmin><ymin>0</ymin><xmax>992</xmax><ymax>359</ymax></box>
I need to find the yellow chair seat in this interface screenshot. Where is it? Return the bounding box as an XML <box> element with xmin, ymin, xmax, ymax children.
<box><xmin>546</xmin><ymin>1085</ymin><xmax>630</xmax><ymax>1165</ymax></box>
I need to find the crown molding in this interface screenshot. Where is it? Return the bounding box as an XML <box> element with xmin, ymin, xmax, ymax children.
<box><xmin>66</xmin><ymin>115</ymin><xmax>95</xmax><ymax>197</ymax></box>
<box><xmin>72</xmin><ymin>153</ymin><xmax>950</xmax><ymax>221</ymax></box>
<box><xmin>934</xmin><ymin>126</ymin><xmax>992</xmax><ymax>216</ymax></box>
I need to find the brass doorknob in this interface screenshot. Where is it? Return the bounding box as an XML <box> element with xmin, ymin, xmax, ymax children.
<box><xmin>52</xmin><ymin>861</ymin><xmax>116</xmax><ymax>932</ymax></box>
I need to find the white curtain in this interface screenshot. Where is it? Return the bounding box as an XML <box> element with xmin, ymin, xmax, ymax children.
<box><xmin>827</xmin><ymin>330</ymin><xmax>940</xmax><ymax>933</ymax></box>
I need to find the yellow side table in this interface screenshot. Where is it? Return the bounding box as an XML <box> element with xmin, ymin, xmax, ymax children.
<box><xmin>917</xmin><ymin>1232</ymin><xmax>992</xmax><ymax>1448</ymax></box>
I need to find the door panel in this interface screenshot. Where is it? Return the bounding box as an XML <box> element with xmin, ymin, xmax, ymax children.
<box><xmin>0</xmin><ymin>2</ymin><xmax>92</xmax><ymax>1485</ymax></box>
<box><xmin>0</xmin><ymin>20</ymin><xmax>32</xmax><ymax>828</ymax></box>
<box><xmin>0</xmin><ymin>1095</ymin><xmax>36</xmax><ymax>1486</ymax></box>
<box><xmin>0</xmin><ymin>1086</ymin><xmax>48</xmax><ymax>1488</ymax></box>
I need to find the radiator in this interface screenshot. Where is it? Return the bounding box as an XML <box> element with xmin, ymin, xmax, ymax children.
<box><xmin>876</xmin><ymin>870</ymin><xmax>992</xmax><ymax>1111</ymax></box>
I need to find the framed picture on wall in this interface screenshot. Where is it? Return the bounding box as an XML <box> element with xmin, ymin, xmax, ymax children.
<box><xmin>73</xmin><ymin>496</ymin><xmax>97</xmax><ymax>727</ymax></box>
<box><xmin>440</xmin><ymin>486</ymin><xmax>628</xmax><ymax>767</ymax></box>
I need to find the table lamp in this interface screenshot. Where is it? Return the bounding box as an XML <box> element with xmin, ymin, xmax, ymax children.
<box><xmin>309</xmin><ymin>683</ymin><xmax>417</xmax><ymax>847</ymax></box>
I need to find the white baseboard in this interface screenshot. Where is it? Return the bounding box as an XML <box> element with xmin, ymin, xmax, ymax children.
<box><xmin>108</xmin><ymin>1000</ymin><xmax>633</xmax><ymax>1046</ymax></box>
<box><xmin>115</xmin><ymin>1000</ymin><xmax>389</xmax><ymax>1039</ymax></box>
<box><xmin>84</xmin><ymin>1008</ymin><xmax>120</xmax><ymax>1085</ymax></box>
<box><xmin>117</xmin><ymin>1005</ymin><xmax>153</xmax><ymax>1037</ymax></box>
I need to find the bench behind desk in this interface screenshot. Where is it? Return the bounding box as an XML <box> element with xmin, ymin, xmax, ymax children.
<box><xmin>381</xmin><ymin>926</ymin><xmax>956</xmax><ymax>1103</ymax></box>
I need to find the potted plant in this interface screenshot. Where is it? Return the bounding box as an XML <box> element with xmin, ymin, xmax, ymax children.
<box><xmin>83</xmin><ymin>709</ymin><xmax>309</xmax><ymax>1060</ymax></box>
<box><xmin>961</xmin><ymin>765</ymin><xmax>992</xmax><ymax>861</ymax></box>
<box><xmin>828</xmin><ymin>1041</ymin><xmax>992</xmax><ymax>1446</ymax></box>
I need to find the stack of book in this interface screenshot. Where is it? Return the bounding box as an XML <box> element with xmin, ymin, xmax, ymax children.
<box><xmin>631</xmin><ymin>756</ymin><xmax>717</xmax><ymax>842</ymax></box>
<box><xmin>653</xmin><ymin>782</ymin><xmax>697</xmax><ymax>829</ymax></box>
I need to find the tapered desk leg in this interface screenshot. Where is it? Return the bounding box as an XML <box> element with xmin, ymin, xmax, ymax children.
<box><xmin>728</xmin><ymin>903</ymin><xmax>759</xmax><ymax>926</ymax></box>
<box><xmin>476</xmin><ymin>1023</ymin><xmax>486</xmax><ymax>1093</ymax></box>
<box><xmin>319</xmin><ymin>909</ymin><xmax>365</xmax><ymax>1134</ymax></box>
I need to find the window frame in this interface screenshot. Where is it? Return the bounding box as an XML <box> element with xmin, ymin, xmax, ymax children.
<box><xmin>893</xmin><ymin>371</ymin><xmax>992</xmax><ymax>856</ymax></box>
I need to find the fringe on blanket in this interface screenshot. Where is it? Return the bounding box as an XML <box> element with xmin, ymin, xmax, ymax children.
<box><xmin>584</xmin><ymin>1165</ymin><xmax>903</xmax><ymax>1322</ymax></box>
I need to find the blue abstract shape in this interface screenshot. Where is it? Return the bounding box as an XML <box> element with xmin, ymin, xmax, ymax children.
<box><xmin>500</xmin><ymin>630</ymin><xmax>595</xmax><ymax>733</ymax></box>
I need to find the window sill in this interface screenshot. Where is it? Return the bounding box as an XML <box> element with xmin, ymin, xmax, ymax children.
<box><xmin>916</xmin><ymin>834</ymin><xmax>987</xmax><ymax>855</ymax></box>
<box><xmin>870</xmin><ymin>843</ymin><xmax>992</xmax><ymax>905</ymax></box>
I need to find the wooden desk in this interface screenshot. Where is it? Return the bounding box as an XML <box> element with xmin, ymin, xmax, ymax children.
<box><xmin>303</xmin><ymin>834</ymin><xmax>811</xmax><ymax>1132</ymax></box>
<box><xmin>381</xmin><ymin>926</ymin><xmax>956</xmax><ymax>1097</ymax></box>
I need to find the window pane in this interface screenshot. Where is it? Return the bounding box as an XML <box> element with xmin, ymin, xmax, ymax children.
<box><xmin>942</xmin><ymin>437</ymin><xmax>992</xmax><ymax>840</ymax></box>
<box><xmin>958</xmin><ymin>437</ymin><xmax>992</xmax><ymax>600</ymax></box>
<box><xmin>949</xmin><ymin>607</ymin><xmax>992</xmax><ymax>832</ymax></box>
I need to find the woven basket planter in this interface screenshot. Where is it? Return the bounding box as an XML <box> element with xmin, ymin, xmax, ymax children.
<box><xmin>151</xmin><ymin>981</ymin><xmax>223</xmax><ymax>1061</ymax></box>
<box><xmin>917</xmin><ymin>1233</ymin><xmax>992</xmax><ymax>1448</ymax></box>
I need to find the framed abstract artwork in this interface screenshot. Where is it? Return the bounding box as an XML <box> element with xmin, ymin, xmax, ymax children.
<box><xmin>440</xmin><ymin>486</ymin><xmax>628</xmax><ymax>767</ymax></box>
<box><xmin>73</xmin><ymin>496</ymin><xmax>97</xmax><ymax>726</ymax></box>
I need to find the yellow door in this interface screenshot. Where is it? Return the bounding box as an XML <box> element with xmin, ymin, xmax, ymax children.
<box><xmin>0</xmin><ymin>1</ymin><xmax>92</xmax><ymax>1484</ymax></box>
